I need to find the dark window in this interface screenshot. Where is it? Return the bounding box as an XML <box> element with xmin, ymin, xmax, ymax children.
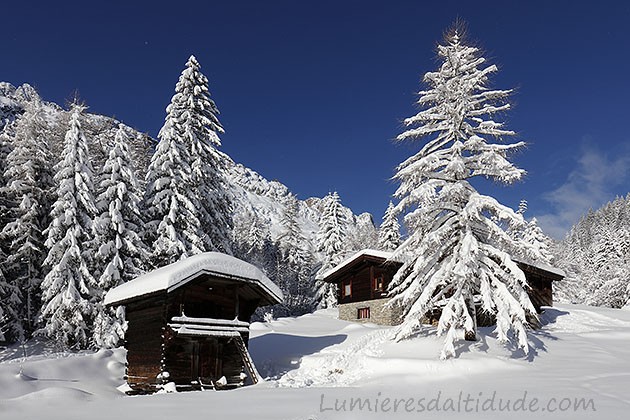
<box><xmin>374</xmin><ymin>276</ymin><xmax>384</xmax><ymax>292</ymax></box>
<box><xmin>357</xmin><ymin>307</ymin><xmax>370</xmax><ymax>319</ymax></box>
<box><xmin>342</xmin><ymin>281</ymin><xmax>352</xmax><ymax>298</ymax></box>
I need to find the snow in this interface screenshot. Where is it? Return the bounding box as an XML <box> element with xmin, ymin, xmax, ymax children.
<box><xmin>104</xmin><ymin>252</ymin><xmax>283</xmax><ymax>305</ymax></box>
<box><xmin>317</xmin><ymin>249</ymin><xmax>397</xmax><ymax>281</ymax></box>
<box><xmin>170</xmin><ymin>316</ymin><xmax>250</xmax><ymax>327</ymax></box>
<box><xmin>1</xmin><ymin>303</ymin><xmax>629</xmax><ymax>418</ymax></box>
<box><xmin>170</xmin><ymin>327</ymin><xmax>242</xmax><ymax>338</ymax></box>
<box><xmin>513</xmin><ymin>257</ymin><xmax>566</xmax><ymax>278</ymax></box>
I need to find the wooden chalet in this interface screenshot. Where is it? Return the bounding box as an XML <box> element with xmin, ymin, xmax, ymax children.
<box><xmin>104</xmin><ymin>252</ymin><xmax>283</xmax><ymax>393</ymax></box>
<box><xmin>319</xmin><ymin>249</ymin><xmax>564</xmax><ymax>326</ymax></box>
<box><xmin>319</xmin><ymin>250</ymin><xmax>403</xmax><ymax>325</ymax></box>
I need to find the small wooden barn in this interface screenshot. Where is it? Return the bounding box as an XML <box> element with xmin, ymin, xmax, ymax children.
<box><xmin>319</xmin><ymin>249</ymin><xmax>564</xmax><ymax>326</ymax></box>
<box><xmin>104</xmin><ymin>252</ymin><xmax>283</xmax><ymax>393</ymax></box>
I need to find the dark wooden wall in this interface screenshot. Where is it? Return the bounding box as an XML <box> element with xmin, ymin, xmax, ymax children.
<box><xmin>165</xmin><ymin>275</ymin><xmax>260</xmax><ymax>321</ymax></box>
<box><xmin>124</xmin><ymin>295</ymin><xmax>166</xmax><ymax>392</ymax></box>
<box><xmin>123</xmin><ymin>274</ymin><xmax>264</xmax><ymax>392</ymax></box>
<box><xmin>337</xmin><ymin>262</ymin><xmax>398</xmax><ymax>304</ymax></box>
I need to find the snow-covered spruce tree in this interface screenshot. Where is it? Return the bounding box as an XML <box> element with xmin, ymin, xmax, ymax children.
<box><xmin>90</xmin><ymin>124</ymin><xmax>147</xmax><ymax>348</ymax></box>
<box><xmin>509</xmin><ymin>200</ymin><xmax>553</xmax><ymax>264</ymax></box>
<box><xmin>388</xmin><ymin>26</ymin><xmax>542</xmax><ymax>359</ymax></box>
<box><xmin>0</xmin><ymin>248</ymin><xmax>20</xmax><ymax>342</ymax></box>
<box><xmin>315</xmin><ymin>191</ymin><xmax>347</xmax><ymax>308</ymax></box>
<box><xmin>0</xmin><ymin>127</ymin><xmax>13</xmax><ymax>228</ymax></box>
<box><xmin>38</xmin><ymin>104</ymin><xmax>97</xmax><ymax>349</ymax></box>
<box><xmin>277</xmin><ymin>193</ymin><xmax>315</xmax><ymax>314</ymax></box>
<box><xmin>144</xmin><ymin>55</ymin><xmax>232</xmax><ymax>266</ymax></box>
<box><xmin>0</xmin><ymin>100</ymin><xmax>54</xmax><ymax>340</ymax></box>
<box><xmin>379</xmin><ymin>201</ymin><xmax>401</xmax><ymax>251</ymax></box>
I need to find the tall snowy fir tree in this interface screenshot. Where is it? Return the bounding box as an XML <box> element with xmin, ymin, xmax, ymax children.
<box><xmin>0</xmin><ymin>127</ymin><xmax>13</xmax><ymax>228</ymax></box>
<box><xmin>276</xmin><ymin>194</ymin><xmax>315</xmax><ymax>314</ymax></box>
<box><xmin>39</xmin><ymin>104</ymin><xmax>97</xmax><ymax>349</ymax></box>
<box><xmin>90</xmin><ymin>125</ymin><xmax>146</xmax><ymax>348</ymax></box>
<box><xmin>509</xmin><ymin>200</ymin><xmax>553</xmax><ymax>264</ymax></box>
<box><xmin>144</xmin><ymin>55</ymin><xmax>232</xmax><ymax>266</ymax></box>
<box><xmin>378</xmin><ymin>201</ymin><xmax>401</xmax><ymax>251</ymax></box>
<box><xmin>388</xmin><ymin>25</ymin><xmax>544</xmax><ymax>359</ymax></box>
<box><xmin>0</xmin><ymin>249</ymin><xmax>20</xmax><ymax>342</ymax></box>
<box><xmin>0</xmin><ymin>100</ymin><xmax>53</xmax><ymax>340</ymax></box>
<box><xmin>315</xmin><ymin>191</ymin><xmax>347</xmax><ymax>308</ymax></box>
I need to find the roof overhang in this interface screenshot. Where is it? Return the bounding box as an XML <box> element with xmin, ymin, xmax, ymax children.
<box><xmin>319</xmin><ymin>249</ymin><xmax>402</xmax><ymax>284</ymax></box>
<box><xmin>104</xmin><ymin>252</ymin><xmax>283</xmax><ymax>306</ymax></box>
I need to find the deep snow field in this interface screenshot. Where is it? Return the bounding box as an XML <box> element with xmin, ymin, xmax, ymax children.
<box><xmin>1</xmin><ymin>303</ymin><xmax>629</xmax><ymax>419</ymax></box>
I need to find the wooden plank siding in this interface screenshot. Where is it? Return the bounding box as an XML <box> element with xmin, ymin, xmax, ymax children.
<box><xmin>122</xmin><ymin>272</ymin><xmax>264</xmax><ymax>393</ymax></box>
<box><xmin>337</xmin><ymin>262</ymin><xmax>399</xmax><ymax>305</ymax></box>
<box><xmin>124</xmin><ymin>296</ymin><xmax>167</xmax><ymax>392</ymax></box>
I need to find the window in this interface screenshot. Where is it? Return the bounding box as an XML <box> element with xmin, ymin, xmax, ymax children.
<box><xmin>342</xmin><ymin>281</ymin><xmax>352</xmax><ymax>297</ymax></box>
<box><xmin>357</xmin><ymin>307</ymin><xmax>370</xmax><ymax>319</ymax></box>
<box><xmin>373</xmin><ymin>276</ymin><xmax>384</xmax><ymax>292</ymax></box>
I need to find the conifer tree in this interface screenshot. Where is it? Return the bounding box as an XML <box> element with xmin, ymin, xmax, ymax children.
<box><xmin>0</xmin><ymin>128</ymin><xmax>13</xmax><ymax>228</ymax></box>
<box><xmin>389</xmin><ymin>24</ymin><xmax>540</xmax><ymax>359</ymax></box>
<box><xmin>0</xmin><ymin>249</ymin><xmax>20</xmax><ymax>342</ymax></box>
<box><xmin>38</xmin><ymin>104</ymin><xmax>97</xmax><ymax>349</ymax></box>
<box><xmin>315</xmin><ymin>192</ymin><xmax>347</xmax><ymax>308</ymax></box>
<box><xmin>277</xmin><ymin>194</ymin><xmax>315</xmax><ymax>312</ymax></box>
<box><xmin>144</xmin><ymin>55</ymin><xmax>232</xmax><ymax>266</ymax></box>
<box><xmin>509</xmin><ymin>200</ymin><xmax>553</xmax><ymax>264</ymax></box>
<box><xmin>379</xmin><ymin>201</ymin><xmax>401</xmax><ymax>251</ymax></box>
<box><xmin>91</xmin><ymin>124</ymin><xmax>146</xmax><ymax>348</ymax></box>
<box><xmin>0</xmin><ymin>100</ymin><xmax>53</xmax><ymax>340</ymax></box>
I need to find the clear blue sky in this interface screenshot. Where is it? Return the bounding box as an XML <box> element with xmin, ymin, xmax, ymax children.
<box><xmin>3</xmin><ymin>0</ymin><xmax>630</xmax><ymax>238</ymax></box>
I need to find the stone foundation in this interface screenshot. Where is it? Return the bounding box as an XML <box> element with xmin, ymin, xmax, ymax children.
<box><xmin>338</xmin><ymin>298</ymin><xmax>402</xmax><ymax>326</ymax></box>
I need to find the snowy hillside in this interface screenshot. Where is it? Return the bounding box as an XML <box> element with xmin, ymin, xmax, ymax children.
<box><xmin>1</xmin><ymin>303</ymin><xmax>628</xmax><ymax>419</ymax></box>
<box><xmin>0</xmin><ymin>81</ymin><xmax>376</xmax><ymax>264</ymax></box>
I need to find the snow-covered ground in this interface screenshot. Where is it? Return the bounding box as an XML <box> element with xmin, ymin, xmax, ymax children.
<box><xmin>1</xmin><ymin>303</ymin><xmax>629</xmax><ymax>419</ymax></box>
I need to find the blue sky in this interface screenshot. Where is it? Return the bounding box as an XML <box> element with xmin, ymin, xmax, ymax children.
<box><xmin>3</xmin><ymin>0</ymin><xmax>630</xmax><ymax>238</ymax></box>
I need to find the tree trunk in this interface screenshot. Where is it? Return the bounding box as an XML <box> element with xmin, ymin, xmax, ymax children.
<box><xmin>465</xmin><ymin>297</ymin><xmax>478</xmax><ymax>341</ymax></box>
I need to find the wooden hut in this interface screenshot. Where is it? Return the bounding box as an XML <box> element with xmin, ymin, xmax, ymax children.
<box><xmin>319</xmin><ymin>249</ymin><xmax>564</xmax><ymax>326</ymax></box>
<box><xmin>104</xmin><ymin>252</ymin><xmax>283</xmax><ymax>393</ymax></box>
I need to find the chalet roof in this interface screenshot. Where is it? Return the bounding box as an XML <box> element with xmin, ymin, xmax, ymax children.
<box><xmin>513</xmin><ymin>257</ymin><xmax>565</xmax><ymax>279</ymax></box>
<box><xmin>318</xmin><ymin>249</ymin><xmax>400</xmax><ymax>282</ymax></box>
<box><xmin>104</xmin><ymin>252</ymin><xmax>283</xmax><ymax>306</ymax></box>
<box><xmin>318</xmin><ymin>249</ymin><xmax>565</xmax><ymax>283</ymax></box>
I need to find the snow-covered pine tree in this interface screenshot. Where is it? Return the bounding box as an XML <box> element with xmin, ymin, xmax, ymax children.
<box><xmin>388</xmin><ymin>25</ymin><xmax>541</xmax><ymax>359</ymax></box>
<box><xmin>277</xmin><ymin>193</ymin><xmax>315</xmax><ymax>313</ymax></box>
<box><xmin>315</xmin><ymin>191</ymin><xmax>347</xmax><ymax>308</ymax></box>
<box><xmin>38</xmin><ymin>104</ymin><xmax>97</xmax><ymax>349</ymax></box>
<box><xmin>378</xmin><ymin>201</ymin><xmax>401</xmax><ymax>251</ymax></box>
<box><xmin>144</xmin><ymin>55</ymin><xmax>232</xmax><ymax>266</ymax></box>
<box><xmin>180</xmin><ymin>56</ymin><xmax>233</xmax><ymax>255</ymax></box>
<box><xmin>90</xmin><ymin>124</ymin><xmax>146</xmax><ymax>348</ymax></box>
<box><xmin>0</xmin><ymin>127</ymin><xmax>13</xmax><ymax>228</ymax></box>
<box><xmin>520</xmin><ymin>217</ymin><xmax>553</xmax><ymax>263</ymax></box>
<box><xmin>0</xmin><ymin>248</ymin><xmax>20</xmax><ymax>342</ymax></box>
<box><xmin>0</xmin><ymin>100</ymin><xmax>54</xmax><ymax>340</ymax></box>
<box><xmin>509</xmin><ymin>200</ymin><xmax>553</xmax><ymax>264</ymax></box>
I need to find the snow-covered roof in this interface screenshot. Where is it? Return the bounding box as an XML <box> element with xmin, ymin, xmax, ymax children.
<box><xmin>318</xmin><ymin>249</ymin><xmax>565</xmax><ymax>282</ymax></box>
<box><xmin>318</xmin><ymin>249</ymin><xmax>399</xmax><ymax>281</ymax></box>
<box><xmin>104</xmin><ymin>252</ymin><xmax>283</xmax><ymax>305</ymax></box>
<box><xmin>513</xmin><ymin>257</ymin><xmax>566</xmax><ymax>279</ymax></box>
